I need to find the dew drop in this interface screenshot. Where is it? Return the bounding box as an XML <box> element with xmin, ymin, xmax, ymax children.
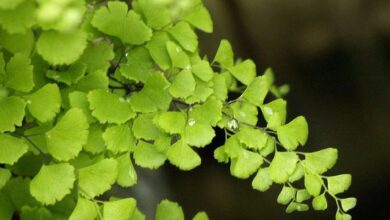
<box><xmin>188</xmin><ymin>118</ymin><xmax>196</xmax><ymax>126</ymax></box>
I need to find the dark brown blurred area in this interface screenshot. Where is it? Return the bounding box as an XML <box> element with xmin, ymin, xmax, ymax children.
<box><xmin>127</xmin><ymin>0</ymin><xmax>390</xmax><ymax>219</ymax></box>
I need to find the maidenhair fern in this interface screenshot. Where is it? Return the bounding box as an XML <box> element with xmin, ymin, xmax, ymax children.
<box><xmin>0</xmin><ymin>0</ymin><xmax>356</xmax><ymax>219</ymax></box>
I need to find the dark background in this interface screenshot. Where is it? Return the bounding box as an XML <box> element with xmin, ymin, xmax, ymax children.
<box><xmin>126</xmin><ymin>0</ymin><xmax>390</xmax><ymax>219</ymax></box>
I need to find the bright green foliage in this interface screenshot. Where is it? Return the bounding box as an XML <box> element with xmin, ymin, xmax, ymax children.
<box><xmin>252</xmin><ymin>168</ymin><xmax>273</xmax><ymax>192</ymax></box>
<box><xmin>0</xmin><ymin>134</ymin><xmax>28</xmax><ymax>165</ymax></box>
<box><xmin>116</xmin><ymin>153</ymin><xmax>137</xmax><ymax>187</ymax></box>
<box><xmin>30</xmin><ymin>163</ymin><xmax>75</xmax><ymax>205</ymax></box>
<box><xmin>304</xmin><ymin>148</ymin><xmax>338</xmax><ymax>174</ymax></box>
<box><xmin>312</xmin><ymin>194</ymin><xmax>328</xmax><ymax>210</ymax></box>
<box><xmin>103</xmin><ymin>198</ymin><xmax>137</xmax><ymax>220</ymax></box>
<box><xmin>92</xmin><ymin>2</ymin><xmax>152</xmax><ymax>45</ymax></box>
<box><xmin>168</xmin><ymin>22</ymin><xmax>198</xmax><ymax>52</ymax></box>
<box><xmin>155</xmin><ymin>111</ymin><xmax>186</xmax><ymax>134</ymax></box>
<box><xmin>25</xmin><ymin>83</ymin><xmax>61</xmax><ymax>122</ymax></box>
<box><xmin>277</xmin><ymin>116</ymin><xmax>308</xmax><ymax>150</ymax></box>
<box><xmin>340</xmin><ymin>197</ymin><xmax>357</xmax><ymax>212</ymax></box>
<box><xmin>36</xmin><ymin>30</ymin><xmax>87</xmax><ymax>65</ymax></box>
<box><xmin>327</xmin><ymin>174</ymin><xmax>352</xmax><ymax>195</ymax></box>
<box><xmin>169</xmin><ymin>70</ymin><xmax>196</xmax><ymax>98</ymax></box>
<box><xmin>103</xmin><ymin>124</ymin><xmax>135</xmax><ymax>154</ymax></box>
<box><xmin>78</xmin><ymin>158</ymin><xmax>118</xmax><ymax>198</ymax></box>
<box><xmin>4</xmin><ymin>53</ymin><xmax>34</xmax><ymax>92</ymax></box>
<box><xmin>0</xmin><ymin>0</ymin><xmax>354</xmax><ymax>219</ymax></box>
<box><xmin>304</xmin><ymin>172</ymin><xmax>323</xmax><ymax>196</ymax></box>
<box><xmin>46</xmin><ymin>108</ymin><xmax>89</xmax><ymax>161</ymax></box>
<box><xmin>88</xmin><ymin>89</ymin><xmax>135</xmax><ymax>124</ymax></box>
<box><xmin>69</xmin><ymin>197</ymin><xmax>97</xmax><ymax>220</ymax></box>
<box><xmin>155</xmin><ymin>199</ymin><xmax>185</xmax><ymax>220</ymax></box>
<box><xmin>167</xmin><ymin>140</ymin><xmax>201</xmax><ymax>170</ymax></box>
<box><xmin>192</xmin><ymin>211</ymin><xmax>209</xmax><ymax>220</ymax></box>
<box><xmin>228</xmin><ymin>59</ymin><xmax>256</xmax><ymax>85</ymax></box>
<box><xmin>133</xmin><ymin>141</ymin><xmax>166</xmax><ymax>169</ymax></box>
<box><xmin>0</xmin><ymin>96</ymin><xmax>26</xmax><ymax>132</ymax></box>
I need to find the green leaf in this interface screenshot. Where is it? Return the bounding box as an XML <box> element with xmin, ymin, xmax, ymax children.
<box><xmin>184</xmin><ymin>5</ymin><xmax>213</xmax><ymax>33</ymax></box>
<box><xmin>169</xmin><ymin>69</ymin><xmax>196</xmax><ymax>98</ymax></box>
<box><xmin>327</xmin><ymin>174</ymin><xmax>352</xmax><ymax>195</ymax></box>
<box><xmin>296</xmin><ymin>189</ymin><xmax>311</xmax><ymax>203</ymax></box>
<box><xmin>236</xmin><ymin>126</ymin><xmax>268</xmax><ymax>150</ymax></box>
<box><xmin>69</xmin><ymin>197</ymin><xmax>97</xmax><ymax>220</ymax></box>
<box><xmin>69</xmin><ymin>91</ymin><xmax>95</xmax><ymax>123</ymax></box>
<box><xmin>36</xmin><ymin>30</ymin><xmax>87</xmax><ymax>65</ymax></box>
<box><xmin>277</xmin><ymin>186</ymin><xmax>296</xmax><ymax>205</ymax></box>
<box><xmin>168</xmin><ymin>21</ymin><xmax>198</xmax><ymax>52</ymax></box>
<box><xmin>230</xmin><ymin>149</ymin><xmax>263</xmax><ymax>179</ymax></box>
<box><xmin>20</xmin><ymin>206</ymin><xmax>52</xmax><ymax>220</ymax></box>
<box><xmin>230</xmin><ymin>101</ymin><xmax>258</xmax><ymax>126</ymax></box>
<box><xmin>133</xmin><ymin>141</ymin><xmax>166</xmax><ymax>169</ymax></box>
<box><xmin>0</xmin><ymin>168</ymin><xmax>11</xmax><ymax>189</ymax></box>
<box><xmin>185</xmin><ymin>78</ymin><xmax>214</xmax><ymax>104</ymax></box>
<box><xmin>167</xmin><ymin>140</ymin><xmax>201</xmax><ymax>171</ymax></box>
<box><xmin>277</xmin><ymin>116</ymin><xmax>308</xmax><ymax>150</ymax></box>
<box><xmin>336</xmin><ymin>212</ymin><xmax>352</xmax><ymax>220</ymax></box>
<box><xmin>46</xmin><ymin>63</ymin><xmax>86</xmax><ymax>86</ymax></box>
<box><xmin>260</xmin><ymin>99</ymin><xmax>287</xmax><ymax>130</ymax></box>
<box><xmin>88</xmin><ymin>89</ymin><xmax>135</xmax><ymax>124</ymax></box>
<box><xmin>30</xmin><ymin>163</ymin><xmax>75</xmax><ymax>205</ymax></box>
<box><xmin>9</xmin><ymin>152</ymin><xmax>43</xmax><ymax>178</ymax></box>
<box><xmin>79</xmin><ymin>42</ymin><xmax>115</xmax><ymax>73</ymax></box>
<box><xmin>166</xmin><ymin>41</ymin><xmax>190</xmax><ymax>69</ymax></box>
<box><xmin>129</xmin><ymin>73</ymin><xmax>172</xmax><ymax>112</ymax></box>
<box><xmin>46</xmin><ymin>108</ymin><xmax>89</xmax><ymax>161</ymax></box>
<box><xmin>340</xmin><ymin>197</ymin><xmax>357</xmax><ymax>212</ymax></box>
<box><xmin>103</xmin><ymin>124</ymin><xmax>135</xmax><ymax>154</ymax></box>
<box><xmin>0</xmin><ymin>0</ymin><xmax>35</xmax><ymax>34</ymax></box>
<box><xmin>192</xmin><ymin>60</ymin><xmax>214</xmax><ymax>82</ymax></box>
<box><xmin>189</xmin><ymin>98</ymin><xmax>222</xmax><ymax>126</ymax></box>
<box><xmin>213</xmin><ymin>146</ymin><xmax>229</xmax><ymax>163</ymax></box>
<box><xmin>78</xmin><ymin>158</ymin><xmax>118</xmax><ymax>198</ymax></box>
<box><xmin>0</xmin><ymin>96</ymin><xmax>25</xmax><ymax>132</ymax></box>
<box><xmin>242</xmin><ymin>75</ymin><xmax>271</xmax><ymax>106</ymax></box>
<box><xmin>0</xmin><ymin>191</ymin><xmax>14</xmax><ymax>220</ymax></box>
<box><xmin>212</xmin><ymin>74</ymin><xmax>228</xmax><ymax>101</ymax></box>
<box><xmin>25</xmin><ymin>84</ymin><xmax>61</xmax><ymax>122</ymax></box>
<box><xmin>103</xmin><ymin>198</ymin><xmax>137</xmax><ymax>220</ymax></box>
<box><xmin>146</xmin><ymin>32</ymin><xmax>171</xmax><ymax>70</ymax></box>
<box><xmin>184</xmin><ymin>123</ymin><xmax>215</xmax><ymax>147</ymax></box>
<box><xmin>304</xmin><ymin>172</ymin><xmax>323</xmax><ymax>196</ymax></box>
<box><xmin>3</xmin><ymin>177</ymin><xmax>39</xmax><ymax>210</ymax></box>
<box><xmin>137</xmin><ymin>0</ymin><xmax>171</xmax><ymax>29</ymax></box>
<box><xmin>288</xmin><ymin>162</ymin><xmax>304</xmax><ymax>183</ymax></box>
<box><xmin>155</xmin><ymin>111</ymin><xmax>186</xmax><ymax>135</ymax></box>
<box><xmin>120</xmin><ymin>47</ymin><xmax>154</xmax><ymax>83</ymax></box>
<box><xmin>213</xmin><ymin>39</ymin><xmax>234</xmax><ymax>68</ymax></box>
<box><xmin>252</xmin><ymin>167</ymin><xmax>273</xmax><ymax>192</ymax></box>
<box><xmin>116</xmin><ymin>153</ymin><xmax>137</xmax><ymax>187</ymax></box>
<box><xmin>83</xmin><ymin>124</ymin><xmax>105</xmax><ymax>154</ymax></box>
<box><xmin>0</xmin><ymin>134</ymin><xmax>28</xmax><ymax>165</ymax></box>
<box><xmin>192</xmin><ymin>211</ymin><xmax>209</xmax><ymax>220</ymax></box>
<box><xmin>0</xmin><ymin>29</ymin><xmax>34</xmax><ymax>54</ymax></box>
<box><xmin>228</xmin><ymin>59</ymin><xmax>256</xmax><ymax>85</ymax></box>
<box><xmin>5</xmin><ymin>53</ymin><xmax>34</xmax><ymax>92</ymax></box>
<box><xmin>130</xmin><ymin>207</ymin><xmax>145</xmax><ymax>220</ymax></box>
<box><xmin>312</xmin><ymin>194</ymin><xmax>328</xmax><ymax>211</ymax></box>
<box><xmin>132</xmin><ymin>113</ymin><xmax>163</xmax><ymax>141</ymax></box>
<box><xmin>91</xmin><ymin>2</ymin><xmax>152</xmax><ymax>45</ymax></box>
<box><xmin>285</xmin><ymin>202</ymin><xmax>309</xmax><ymax>213</ymax></box>
<box><xmin>304</xmin><ymin>148</ymin><xmax>338</xmax><ymax>174</ymax></box>
<box><xmin>73</xmin><ymin>70</ymin><xmax>109</xmax><ymax>92</ymax></box>
<box><xmin>0</xmin><ymin>0</ymin><xmax>24</xmax><ymax>10</ymax></box>
<box><xmin>155</xmin><ymin>199</ymin><xmax>184</xmax><ymax>220</ymax></box>
<box><xmin>269</xmin><ymin>152</ymin><xmax>299</xmax><ymax>183</ymax></box>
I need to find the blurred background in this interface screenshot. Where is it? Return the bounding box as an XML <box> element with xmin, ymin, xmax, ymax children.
<box><xmin>125</xmin><ymin>0</ymin><xmax>390</xmax><ymax>219</ymax></box>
